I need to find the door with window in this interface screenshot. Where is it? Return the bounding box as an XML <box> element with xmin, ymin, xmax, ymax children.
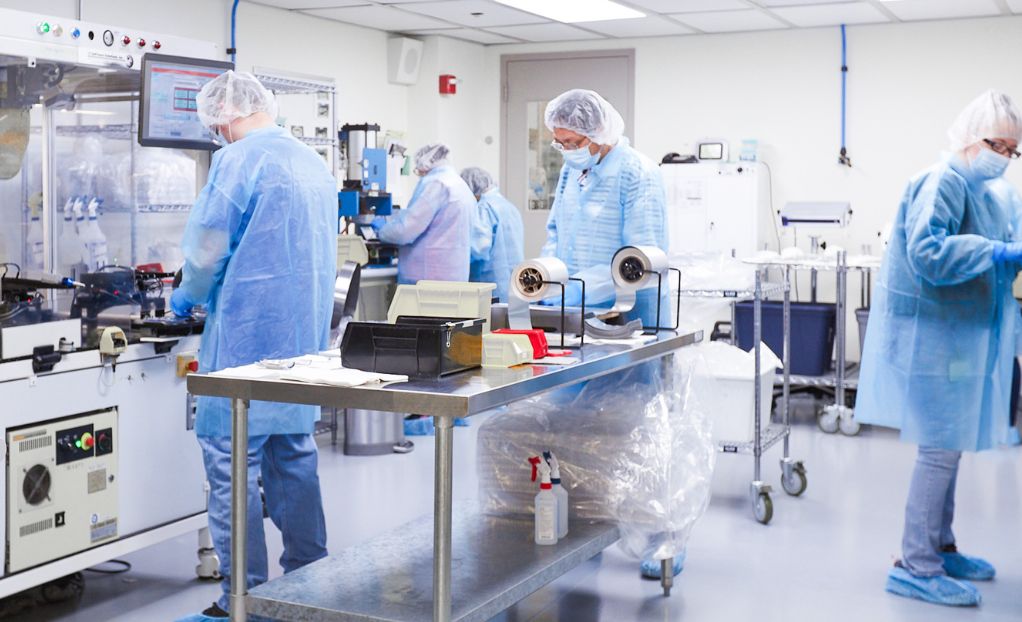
<box><xmin>501</xmin><ymin>50</ymin><xmax>635</xmax><ymax>258</ymax></box>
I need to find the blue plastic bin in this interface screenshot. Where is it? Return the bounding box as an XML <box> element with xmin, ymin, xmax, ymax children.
<box><xmin>735</xmin><ymin>301</ymin><xmax>836</xmax><ymax>377</ymax></box>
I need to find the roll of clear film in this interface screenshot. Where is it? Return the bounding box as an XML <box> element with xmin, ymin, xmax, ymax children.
<box><xmin>609</xmin><ymin>246</ymin><xmax>669</xmax><ymax>314</ymax></box>
<box><xmin>507</xmin><ymin>257</ymin><xmax>570</xmax><ymax>330</ymax></box>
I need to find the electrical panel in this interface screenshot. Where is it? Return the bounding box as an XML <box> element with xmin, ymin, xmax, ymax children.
<box><xmin>6</xmin><ymin>409</ymin><xmax>118</xmax><ymax>573</ymax></box>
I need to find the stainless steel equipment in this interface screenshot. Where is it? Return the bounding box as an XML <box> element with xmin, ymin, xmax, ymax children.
<box><xmin>188</xmin><ymin>331</ymin><xmax>701</xmax><ymax>621</ymax></box>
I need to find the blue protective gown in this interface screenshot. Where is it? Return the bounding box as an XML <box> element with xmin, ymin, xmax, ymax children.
<box><xmin>856</xmin><ymin>156</ymin><xmax>1022</xmax><ymax>452</ymax></box>
<box><xmin>378</xmin><ymin>165</ymin><xmax>474</xmax><ymax>285</ymax></box>
<box><xmin>177</xmin><ymin>125</ymin><xmax>337</xmax><ymax>437</ymax></box>
<box><xmin>470</xmin><ymin>187</ymin><xmax>525</xmax><ymax>302</ymax></box>
<box><xmin>541</xmin><ymin>137</ymin><xmax>670</xmax><ymax>326</ymax></box>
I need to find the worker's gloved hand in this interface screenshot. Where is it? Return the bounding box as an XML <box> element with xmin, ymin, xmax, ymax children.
<box><xmin>991</xmin><ymin>240</ymin><xmax>1022</xmax><ymax>264</ymax></box>
<box><xmin>169</xmin><ymin>289</ymin><xmax>193</xmax><ymax>318</ymax></box>
<box><xmin>539</xmin><ymin>282</ymin><xmax>583</xmax><ymax>307</ymax></box>
<box><xmin>370</xmin><ymin>217</ymin><xmax>387</xmax><ymax>232</ymax></box>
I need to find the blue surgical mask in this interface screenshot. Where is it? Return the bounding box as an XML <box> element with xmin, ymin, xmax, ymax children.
<box><xmin>562</xmin><ymin>146</ymin><xmax>600</xmax><ymax>170</ymax></box>
<box><xmin>971</xmin><ymin>149</ymin><xmax>1010</xmax><ymax>181</ymax></box>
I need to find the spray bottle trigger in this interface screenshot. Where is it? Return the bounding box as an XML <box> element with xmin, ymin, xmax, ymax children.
<box><xmin>528</xmin><ymin>456</ymin><xmax>542</xmax><ymax>482</ymax></box>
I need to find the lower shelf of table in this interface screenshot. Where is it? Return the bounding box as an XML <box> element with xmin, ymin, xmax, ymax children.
<box><xmin>247</xmin><ymin>506</ymin><xmax>620</xmax><ymax>622</ymax></box>
<box><xmin>716</xmin><ymin>424</ymin><xmax>787</xmax><ymax>455</ymax></box>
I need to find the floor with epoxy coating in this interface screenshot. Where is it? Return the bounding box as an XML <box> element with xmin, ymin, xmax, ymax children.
<box><xmin>9</xmin><ymin>414</ymin><xmax>1022</xmax><ymax>622</ymax></box>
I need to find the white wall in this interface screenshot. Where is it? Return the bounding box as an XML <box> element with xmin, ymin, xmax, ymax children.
<box><xmin>472</xmin><ymin>16</ymin><xmax>1022</xmax><ymax>358</ymax></box>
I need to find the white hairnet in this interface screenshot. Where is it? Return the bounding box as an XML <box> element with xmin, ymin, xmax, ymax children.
<box><xmin>460</xmin><ymin>167</ymin><xmax>494</xmax><ymax>196</ymax></box>
<box><xmin>415</xmin><ymin>143</ymin><xmax>450</xmax><ymax>174</ymax></box>
<box><xmin>196</xmin><ymin>70</ymin><xmax>278</xmax><ymax>129</ymax></box>
<box><xmin>544</xmin><ymin>89</ymin><xmax>625</xmax><ymax>146</ymax></box>
<box><xmin>947</xmin><ymin>89</ymin><xmax>1022</xmax><ymax>152</ymax></box>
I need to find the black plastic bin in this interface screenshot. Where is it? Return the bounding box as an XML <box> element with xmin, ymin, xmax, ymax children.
<box><xmin>341</xmin><ymin>315</ymin><xmax>484</xmax><ymax>378</ymax></box>
<box><xmin>735</xmin><ymin>301</ymin><xmax>836</xmax><ymax>377</ymax></box>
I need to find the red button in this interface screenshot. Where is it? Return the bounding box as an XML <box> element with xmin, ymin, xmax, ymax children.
<box><xmin>137</xmin><ymin>38</ymin><xmax>146</xmax><ymax>47</ymax></box>
<box><xmin>153</xmin><ymin>41</ymin><xmax>161</xmax><ymax>50</ymax></box>
<box><xmin>187</xmin><ymin>361</ymin><xmax>199</xmax><ymax>373</ymax></box>
<box><xmin>122</xmin><ymin>35</ymin><xmax>131</xmax><ymax>46</ymax></box>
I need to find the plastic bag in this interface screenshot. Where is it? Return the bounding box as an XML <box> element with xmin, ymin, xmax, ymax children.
<box><xmin>476</xmin><ymin>354</ymin><xmax>715</xmax><ymax>561</ymax></box>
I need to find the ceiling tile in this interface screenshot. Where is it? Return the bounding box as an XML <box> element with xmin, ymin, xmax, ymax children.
<box><xmin>620</xmin><ymin>0</ymin><xmax>750</xmax><ymax>12</ymax></box>
<box><xmin>248</xmin><ymin>0</ymin><xmax>369</xmax><ymax>8</ymax></box>
<box><xmin>772</xmin><ymin>2</ymin><xmax>890</xmax><ymax>27</ymax></box>
<box><xmin>672</xmin><ymin>9</ymin><xmax>789</xmax><ymax>32</ymax></box>
<box><xmin>756</xmin><ymin>0</ymin><xmax>856</xmax><ymax>6</ymax></box>
<box><xmin>485</xmin><ymin>23</ymin><xmax>603</xmax><ymax>42</ymax></box>
<box><xmin>1009</xmin><ymin>0</ymin><xmax>1022</xmax><ymax>14</ymax></box>
<box><xmin>574</xmin><ymin>15</ymin><xmax>695</xmax><ymax>37</ymax></box>
<box><xmin>304</xmin><ymin>4</ymin><xmax>453</xmax><ymax>30</ymax></box>
<box><xmin>407</xmin><ymin>27</ymin><xmax>520</xmax><ymax>43</ymax></box>
<box><xmin>398</xmin><ymin>0</ymin><xmax>547</xmax><ymax>27</ymax></box>
<box><xmin>881</xmin><ymin>0</ymin><xmax>1001</xmax><ymax>21</ymax></box>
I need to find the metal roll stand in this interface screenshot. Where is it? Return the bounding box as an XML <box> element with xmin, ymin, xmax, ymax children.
<box><xmin>679</xmin><ymin>266</ymin><xmax>806</xmax><ymax>524</ymax></box>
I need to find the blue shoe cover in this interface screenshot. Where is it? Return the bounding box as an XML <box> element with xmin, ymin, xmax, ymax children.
<box><xmin>454</xmin><ymin>418</ymin><xmax>470</xmax><ymax>427</ymax></box>
<box><xmin>640</xmin><ymin>553</ymin><xmax>686</xmax><ymax>579</ymax></box>
<box><xmin>941</xmin><ymin>552</ymin><xmax>996</xmax><ymax>581</ymax></box>
<box><xmin>175</xmin><ymin>615</ymin><xmax>225</xmax><ymax>622</ymax></box>
<box><xmin>885</xmin><ymin>566</ymin><xmax>980</xmax><ymax>607</ymax></box>
<box><xmin>404</xmin><ymin>417</ymin><xmax>435</xmax><ymax>436</ymax></box>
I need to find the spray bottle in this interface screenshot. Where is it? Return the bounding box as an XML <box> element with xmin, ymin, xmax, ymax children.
<box><xmin>26</xmin><ymin>193</ymin><xmax>44</xmax><ymax>270</ymax></box>
<box><xmin>58</xmin><ymin>196</ymin><xmax>81</xmax><ymax>275</ymax></box>
<box><xmin>529</xmin><ymin>456</ymin><xmax>558</xmax><ymax>545</ymax></box>
<box><xmin>81</xmin><ymin>197</ymin><xmax>108</xmax><ymax>271</ymax></box>
<box><xmin>543</xmin><ymin>451</ymin><xmax>569</xmax><ymax>539</ymax></box>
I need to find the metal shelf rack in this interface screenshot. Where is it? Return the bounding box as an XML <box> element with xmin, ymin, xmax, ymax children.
<box><xmin>743</xmin><ymin>253</ymin><xmax>881</xmax><ymax>436</ymax></box>
<box><xmin>253</xmin><ymin>68</ymin><xmax>338</xmax><ymax>180</ymax></box>
<box><xmin>678</xmin><ymin>267</ymin><xmax>806</xmax><ymax>525</ymax></box>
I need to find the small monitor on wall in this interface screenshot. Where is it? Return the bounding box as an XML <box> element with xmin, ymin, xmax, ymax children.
<box><xmin>139</xmin><ymin>53</ymin><xmax>234</xmax><ymax>150</ymax></box>
<box><xmin>697</xmin><ymin>142</ymin><xmax>725</xmax><ymax>160</ymax></box>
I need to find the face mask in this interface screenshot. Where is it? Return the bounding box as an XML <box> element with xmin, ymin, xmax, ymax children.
<box><xmin>971</xmin><ymin>148</ymin><xmax>1010</xmax><ymax>181</ymax></box>
<box><xmin>562</xmin><ymin>145</ymin><xmax>600</xmax><ymax>170</ymax></box>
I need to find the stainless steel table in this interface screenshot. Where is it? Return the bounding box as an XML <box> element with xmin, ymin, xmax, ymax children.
<box><xmin>187</xmin><ymin>330</ymin><xmax>701</xmax><ymax>622</ymax></box>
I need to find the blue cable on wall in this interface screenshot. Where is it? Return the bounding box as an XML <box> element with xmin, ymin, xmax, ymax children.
<box><xmin>839</xmin><ymin>23</ymin><xmax>851</xmax><ymax>167</ymax></box>
<box><xmin>228</xmin><ymin>0</ymin><xmax>240</xmax><ymax>64</ymax></box>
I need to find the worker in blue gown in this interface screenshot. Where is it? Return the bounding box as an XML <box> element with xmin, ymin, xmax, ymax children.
<box><xmin>542</xmin><ymin>89</ymin><xmax>678</xmax><ymax>580</ymax></box>
<box><xmin>460</xmin><ymin>166</ymin><xmax>525</xmax><ymax>303</ymax></box>
<box><xmin>856</xmin><ymin>89</ymin><xmax>1022</xmax><ymax>608</ymax></box>
<box><xmin>171</xmin><ymin>71</ymin><xmax>336</xmax><ymax>621</ymax></box>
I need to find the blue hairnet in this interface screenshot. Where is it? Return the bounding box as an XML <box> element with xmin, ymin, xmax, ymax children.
<box><xmin>544</xmin><ymin>89</ymin><xmax>625</xmax><ymax>146</ymax></box>
<box><xmin>415</xmin><ymin>143</ymin><xmax>450</xmax><ymax>174</ymax></box>
<box><xmin>197</xmin><ymin>70</ymin><xmax>278</xmax><ymax>129</ymax></box>
<box><xmin>460</xmin><ymin>167</ymin><xmax>495</xmax><ymax>196</ymax></box>
<box><xmin>947</xmin><ymin>89</ymin><xmax>1022</xmax><ymax>152</ymax></box>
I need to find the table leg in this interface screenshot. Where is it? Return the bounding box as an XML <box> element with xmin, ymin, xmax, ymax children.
<box><xmin>231</xmin><ymin>398</ymin><xmax>249</xmax><ymax>622</ymax></box>
<box><xmin>433</xmin><ymin>416</ymin><xmax>454</xmax><ymax>622</ymax></box>
<box><xmin>660</xmin><ymin>558</ymin><xmax>673</xmax><ymax>596</ymax></box>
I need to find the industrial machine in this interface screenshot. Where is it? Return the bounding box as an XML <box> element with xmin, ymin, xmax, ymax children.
<box><xmin>338</xmin><ymin>123</ymin><xmax>400</xmax><ymax>267</ymax></box>
<box><xmin>0</xmin><ymin>7</ymin><xmax>220</xmax><ymax>598</ymax></box>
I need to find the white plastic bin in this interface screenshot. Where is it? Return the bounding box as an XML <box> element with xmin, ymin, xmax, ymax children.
<box><xmin>387</xmin><ymin>280</ymin><xmax>496</xmax><ymax>332</ymax></box>
<box><xmin>681</xmin><ymin>341</ymin><xmax>779</xmax><ymax>443</ymax></box>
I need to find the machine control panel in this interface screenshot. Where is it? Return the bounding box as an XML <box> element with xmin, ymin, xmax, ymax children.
<box><xmin>55</xmin><ymin>423</ymin><xmax>95</xmax><ymax>465</ymax></box>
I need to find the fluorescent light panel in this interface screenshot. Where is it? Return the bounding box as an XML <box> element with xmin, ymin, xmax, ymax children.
<box><xmin>493</xmin><ymin>0</ymin><xmax>644</xmax><ymax>23</ymax></box>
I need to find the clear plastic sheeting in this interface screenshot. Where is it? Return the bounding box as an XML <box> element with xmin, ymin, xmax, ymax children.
<box><xmin>477</xmin><ymin>355</ymin><xmax>715</xmax><ymax>561</ymax></box>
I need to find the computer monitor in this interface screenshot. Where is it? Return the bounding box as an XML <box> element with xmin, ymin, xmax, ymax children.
<box><xmin>138</xmin><ymin>53</ymin><xmax>234</xmax><ymax>150</ymax></box>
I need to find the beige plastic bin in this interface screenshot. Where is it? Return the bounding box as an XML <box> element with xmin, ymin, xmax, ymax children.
<box><xmin>387</xmin><ymin>280</ymin><xmax>497</xmax><ymax>332</ymax></box>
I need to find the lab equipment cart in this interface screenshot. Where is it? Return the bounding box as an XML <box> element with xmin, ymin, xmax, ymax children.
<box><xmin>745</xmin><ymin>253</ymin><xmax>881</xmax><ymax>437</ymax></box>
<box><xmin>678</xmin><ymin>266</ymin><xmax>806</xmax><ymax>525</ymax></box>
<box><xmin>188</xmin><ymin>331</ymin><xmax>702</xmax><ymax>622</ymax></box>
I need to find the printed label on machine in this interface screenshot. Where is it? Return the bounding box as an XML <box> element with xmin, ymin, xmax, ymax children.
<box><xmin>87</xmin><ymin>469</ymin><xmax>107</xmax><ymax>494</ymax></box>
<box><xmin>90</xmin><ymin>517</ymin><xmax>118</xmax><ymax>543</ymax></box>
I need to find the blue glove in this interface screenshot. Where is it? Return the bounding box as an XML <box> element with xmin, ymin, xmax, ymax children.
<box><xmin>170</xmin><ymin>289</ymin><xmax>193</xmax><ymax>318</ymax></box>
<box><xmin>370</xmin><ymin>217</ymin><xmax>387</xmax><ymax>232</ymax></box>
<box><xmin>540</xmin><ymin>281</ymin><xmax>583</xmax><ymax>307</ymax></box>
<box><xmin>991</xmin><ymin>241</ymin><xmax>1022</xmax><ymax>263</ymax></box>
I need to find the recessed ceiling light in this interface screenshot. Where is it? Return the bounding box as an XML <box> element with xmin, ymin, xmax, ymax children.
<box><xmin>493</xmin><ymin>0</ymin><xmax>644</xmax><ymax>23</ymax></box>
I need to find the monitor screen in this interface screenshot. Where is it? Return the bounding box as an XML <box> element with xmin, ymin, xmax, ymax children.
<box><xmin>138</xmin><ymin>53</ymin><xmax>234</xmax><ymax>150</ymax></box>
<box><xmin>698</xmin><ymin>143</ymin><xmax>724</xmax><ymax>160</ymax></box>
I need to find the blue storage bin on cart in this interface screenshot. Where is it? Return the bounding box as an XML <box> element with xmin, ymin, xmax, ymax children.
<box><xmin>735</xmin><ymin>301</ymin><xmax>836</xmax><ymax>377</ymax></box>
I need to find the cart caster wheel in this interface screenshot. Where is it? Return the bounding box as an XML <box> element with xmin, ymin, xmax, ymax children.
<box><xmin>839</xmin><ymin>414</ymin><xmax>861</xmax><ymax>437</ymax></box>
<box><xmin>781</xmin><ymin>464</ymin><xmax>808</xmax><ymax>497</ymax></box>
<box><xmin>753</xmin><ymin>492</ymin><xmax>773</xmax><ymax>524</ymax></box>
<box><xmin>817</xmin><ymin>410</ymin><xmax>839</xmax><ymax>434</ymax></box>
